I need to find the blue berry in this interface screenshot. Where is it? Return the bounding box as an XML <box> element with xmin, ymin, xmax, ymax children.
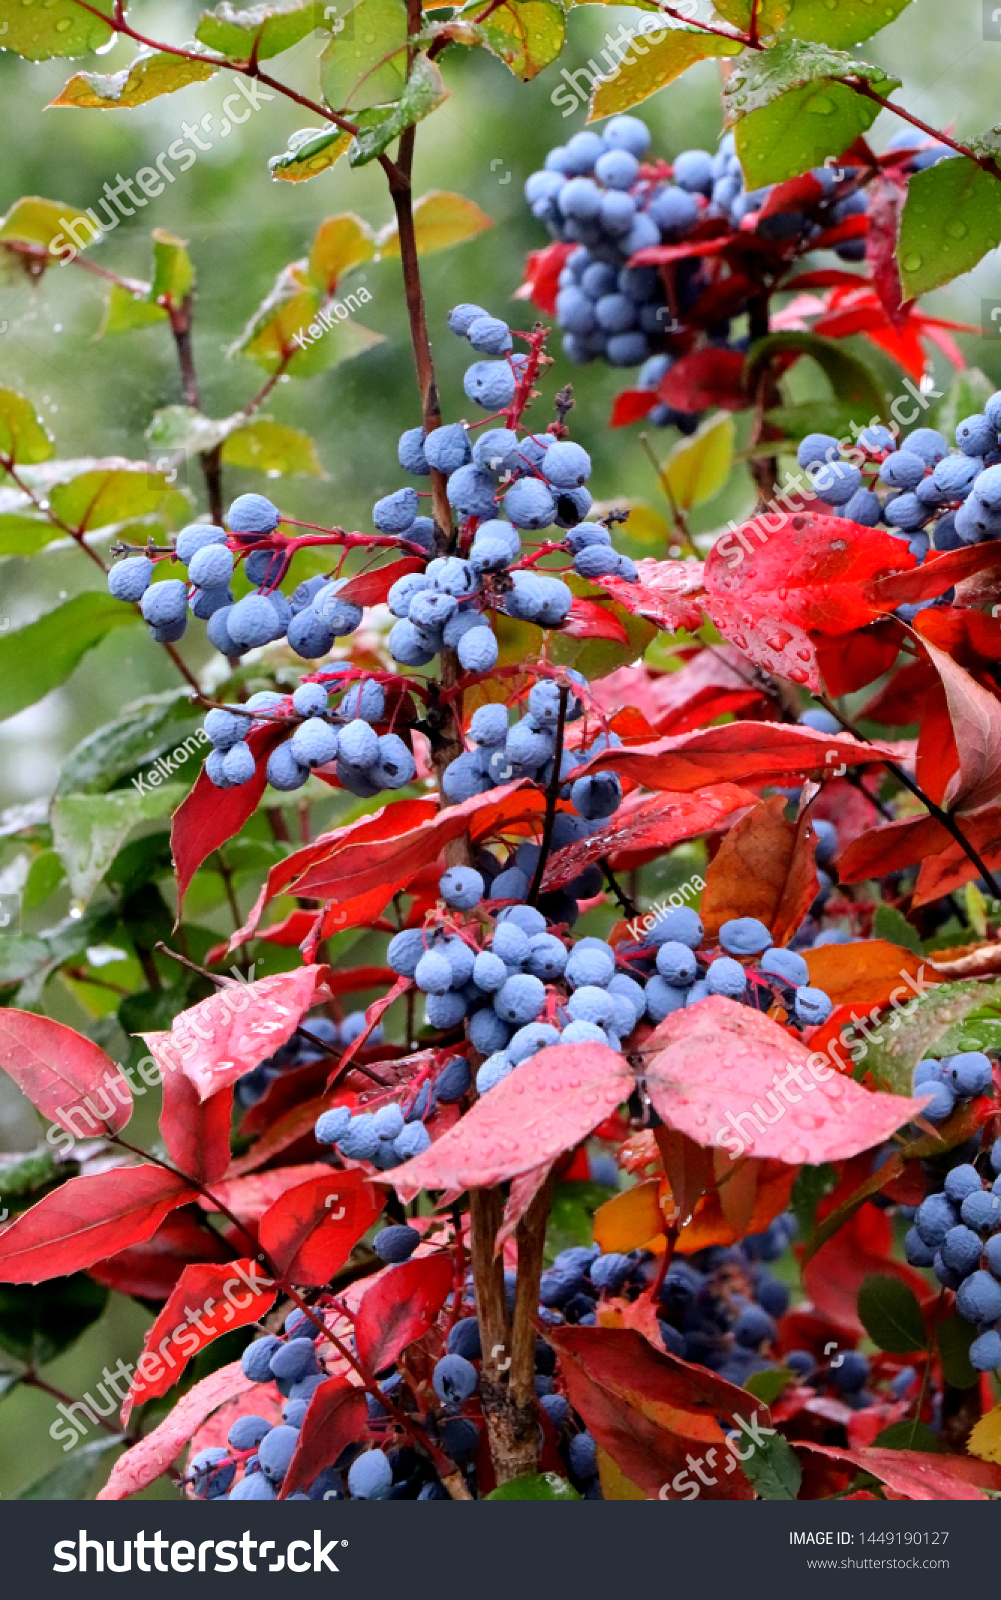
<box><xmin>348</xmin><ymin>1449</ymin><xmax>393</xmax><ymax>1500</ymax></box>
<box><xmin>914</xmin><ymin>1193</ymin><xmax>959</xmax><ymax>1247</ymax></box>
<box><xmin>177</xmin><ymin>523</ymin><xmax>227</xmax><ymax>563</ymax></box>
<box><xmin>795</xmin><ymin>987</ymin><xmax>832</xmax><ymax>1026</ymax></box>
<box><xmin>140</xmin><ymin>579</ymin><xmax>188</xmax><ymax>628</ymax></box>
<box><xmin>399</xmin><ymin>426</ymin><xmax>430</xmax><ymax>475</ymax></box>
<box><xmin>373</xmin><ymin>487</ymin><xmax>420</xmax><ymax>534</ymax></box>
<box><xmin>109</xmin><ymin>555</ymin><xmax>154</xmax><ymax>601</ymax></box>
<box><xmin>228</xmin><ymin>494</ymin><xmax>280</xmax><ymax>536</ymax></box>
<box><xmin>433</xmin><ymin>1353</ymin><xmax>478</xmax><ymax>1402</ymax></box>
<box><xmin>467</xmin><ymin>315</ymin><xmax>512</xmax><ymax>355</ymax></box>
<box><xmin>719</xmin><ymin>917</ymin><xmax>772</xmax><ymax>956</ymax></box>
<box><xmin>374</xmin><ymin>1224</ymin><xmax>420</xmax><ymax>1263</ymax></box>
<box><xmin>242</xmin><ymin>1336</ymin><xmax>281</xmax><ymax>1383</ymax></box>
<box><xmin>961</xmin><ymin>1188</ymin><xmax>1001</xmax><ymax>1234</ymax></box>
<box><xmin>436</xmin><ymin>1056</ymin><xmax>472</xmax><ymax>1102</ymax></box>
<box><xmin>395</xmin><ymin>1121</ymin><xmax>431</xmax><ymax>1159</ymax></box>
<box><xmin>760</xmin><ymin>946</ymin><xmax>809</xmax><ymax>987</ymax></box>
<box><xmin>944</xmin><ymin>1052</ymin><xmax>993</xmax><ymax>1098</ymax></box>
<box><xmin>505</xmin><ymin>477</ymin><xmax>558</xmax><ymax>531</ymax></box>
<box><xmin>229</xmin><ymin>1471</ymin><xmax>276</xmax><ymax>1500</ymax></box>
<box><xmin>706</xmin><ymin>957</ymin><xmax>746</xmax><ymax>998</ymax></box>
<box><xmin>956</xmin><ymin>1269</ymin><xmax>1001</xmax><ymax>1325</ymax></box>
<box><xmin>830</xmin><ymin>1351</ymin><xmax>869</xmax><ymax>1392</ymax></box>
<box><xmin>568</xmin><ymin>1432</ymin><xmax>597</xmax><ymax>1480</ymax></box>
<box><xmin>448</xmin><ymin>303</ymin><xmax>488</xmax><ymax>336</ymax></box>
<box><xmin>315</xmin><ymin>1106</ymin><xmax>352</xmax><ymax>1145</ymax></box>
<box><xmin>464</xmin><ymin>360</ymin><xmax>516</xmax><ymax>410</ymax></box>
<box><xmin>655</xmin><ymin>941</ymin><xmax>698</xmax><ymax>986</ymax></box>
<box><xmin>338</xmin><ymin>1113</ymin><xmax>380</xmax><ymax>1162</ymax></box>
<box><xmin>494</xmin><ymin>973</ymin><xmax>545</xmax><ymax>1025</ymax></box>
<box><xmin>969</xmin><ymin>1329</ymin><xmax>1001</xmax><ymax>1372</ymax></box>
<box><xmin>228</xmin><ymin>1414</ymin><xmax>272</xmax><ymax>1451</ymax></box>
<box><xmin>458</xmin><ymin>627</ymin><xmax>499</xmax><ymax>672</ymax></box>
<box><xmin>291</xmin><ymin>681</ymin><xmax>329</xmax><ymax>718</ymax></box>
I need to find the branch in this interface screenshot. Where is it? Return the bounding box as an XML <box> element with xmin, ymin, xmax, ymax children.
<box><xmin>838</xmin><ymin>81</ymin><xmax>1001</xmax><ymax>183</ymax></box>
<box><xmin>528</xmin><ymin>684</ymin><xmax>570</xmax><ymax>904</ymax></box>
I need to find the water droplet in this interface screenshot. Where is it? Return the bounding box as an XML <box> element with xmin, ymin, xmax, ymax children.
<box><xmin>54</xmin><ymin>13</ymin><xmax>72</xmax><ymax>27</ymax></box>
<box><xmin>788</xmin><ymin>667</ymin><xmax>809</xmax><ymax>684</ymax></box>
<box><xmin>945</xmin><ymin>218</ymin><xmax>968</xmax><ymax>240</ymax></box>
<box><xmin>902</xmin><ymin>253</ymin><xmax>923</xmax><ymax>273</ymax></box>
<box><xmin>808</xmin><ymin>94</ymin><xmax>835</xmax><ymax>116</ymax></box>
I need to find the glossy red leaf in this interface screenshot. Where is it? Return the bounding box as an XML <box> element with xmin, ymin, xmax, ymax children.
<box><xmin>597</xmin><ymin>561</ymin><xmax>706</xmax><ymax>635</ymax></box>
<box><xmin>865</xmin><ymin>541</ymin><xmax>1001</xmax><ymax>609</ymax></box>
<box><xmin>98</xmin><ymin>1360</ymin><xmax>253</xmax><ymax>1500</ymax></box>
<box><xmin>640</xmin><ymin>997</ymin><xmax>926</xmax><ymax>1166</ymax></box>
<box><xmin>610</xmin><ymin>389</ymin><xmax>658</xmax><ymax>429</ymax></box>
<box><xmin>658</xmin><ymin>347</ymin><xmax>746</xmax><ymax>413</ymax></box>
<box><xmin>913</xmin><ymin>806</ymin><xmax>1001</xmax><ymax>904</ymax></box>
<box><xmin>837</xmin><ymin>812</ymin><xmax>950</xmax><ymax>882</ymax></box>
<box><xmin>545</xmin><ymin>1326</ymin><xmax>756</xmax><ymax>1500</ymax></box>
<box><xmin>803</xmin><ymin>1204</ymin><xmax>933</xmax><ymax>1337</ymax></box>
<box><xmin>120</xmin><ymin>1259</ymin><xmax>277</xmax><ymax>1424</ymax></box>
<box><xmin>278</xmin><ymin>1380</ymin><xmax>369</xmax><ymax>1500</ymax></box>
<box><xmin>541</xmin><ymin>786</ymin><xmax>755</xmax><ymax>892</ymax></box>
<box><xmin>326</xmin><ymin>975</ymin><xmax>411</xmax><ymax>1087</ymax></box>
<box><xmin>918</xmin><ymin>635</ymin><xmax>1001</xmax><ymax>812</ymax></box>
<box><xmin>576</xmin><ymin>721</ymin><xmax>893</xmax><ymax>794</ymax></box>
<box><xmin>0</xmin><ymin>1010</ymin><xmax>132</xmax><ymax>1139</ymax></box>
<box><xmin>197</xmin><ymin>1162</ymin><xmax>335</xmax><ymax>1222</ymax></box>
<box><xmin>515</xmin><ymin>240</ymin><xmax>574</xmax><ymax>315</ymax></box>
<box><xmin>0</xmin><ymin>1165</ymin><xmax>194</xmax><ymax>1284</ymax></box>
<box><xmin>160</xmin><ymin>1069</ymin><xmax>232</xmax><ymax>1186</ymax></box>
<box><xmin>865</xmin><ymin>176</ymin><xmax>906</xmax><ymax>328</ymax></box>
<box><xmin>563</xmin><ymin>596</ymin><xmax>629</xmax><ymax>642</ymax></box>
<box><xmin>258</xmin><ymin>1170</ymin><xmax>383</xmax><ymax>1286</ymax></box>
<box><xmin>353</xmin><ymin>1252</ymin><xmax>453</xmax><ymax>1373</ymax></box>
<box><xmin>591</xmin><ymin>649</ymin><xmax>767</xmax><ymax>737</ymax></box>
<box><xmin>140</xmin><ymin>965</ymin><xmax>332</xmax><ymax>1104</ymax></box>
<box><xmin>815</xmin><ymin>618</ymin><xmax>901</xmax><ymax>697</ymax></box>
<box><xmin>88</xmin><ymin>1209</ymin><xmax>233</xmax><ymax>1301</ymax></box>
<box><xmin>794</xmin><ymin>1441</ymin><xmax>1001</xmax><ymax>1501</ymax></box>
<box><xmin>172</xmin><ymin>715</ymin><xmax>290</xmax><ymax>907</ymax></box>
<box><xmin>496</xmin><ymin>1161</ymin><xmax>555</xmax><ymax>1253</ymax></box>
<box><xmin>390</xmin><ymin>1043</ymin><xmax>633</xmax><ymax>1202</ymax></box>
<box><xmin>336</xmin><ymin>559</ymin><xmax>425</xmax><ymax>606</ymax></box>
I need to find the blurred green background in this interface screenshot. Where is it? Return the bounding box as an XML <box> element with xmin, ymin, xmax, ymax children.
<box><xmin>0</xmin><ymin>0</ymin><xmax>1000</xmax><ymax>1498</ymax></box>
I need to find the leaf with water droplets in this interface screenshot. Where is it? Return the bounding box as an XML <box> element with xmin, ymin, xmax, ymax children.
<box><xmin>641</xmin><ymin>997</ymin><xmax>927</xmax><ymax>1165</ymax></box>
<box><xmin>389</xmin><ymin>1044</ymin><xmax>633</xmax><ymax>1200</ymax></box>
<box><xmin>793</xmin><ymin>1441</ymin><xmax>1001</xmax><ymax>1500</ymax></box>
<box><xmin>898</xmin><ymin>153</ymin><xmax>1001</xmax><ymax>299</ymax></box>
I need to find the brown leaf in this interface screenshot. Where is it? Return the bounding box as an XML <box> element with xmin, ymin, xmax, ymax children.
<box><xmin>699</xmin><ymin>796</ymin><xmax>818</xmax><ymax>945</ymax></box>
<box><xmin>803</xmin><ymin>940</ymin><xmax>935</xmax><ymax>1005</ymax></box>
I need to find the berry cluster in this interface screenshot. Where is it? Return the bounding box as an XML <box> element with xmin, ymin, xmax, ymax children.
<box><xmin>234</xmin><ymin>1011</ymin><xmax>382</xmax><ymax>1108</ymax></box>
<box><xmin>797</xmin><ymin>401</ymin><xmax>1001</xmax><ymax>593</ymax></box>
<box><xmin>906</xmin><ymin>1127</ymin><xmax>1001</xmax><ymax>1373</ymax></box>
<box><xmin>524</xmin><ymin>117</ymin><xmax>948</xmax><ymax>410</ymax></box>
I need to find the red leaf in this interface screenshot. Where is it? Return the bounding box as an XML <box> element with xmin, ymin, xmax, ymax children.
<box><xmin>592</xmin><ymin>650</ymin><xmax>768</xmax><ymax>737</ymax></box>
<box><xmin>515</xmin><ymin>241</ymin><xmax>574</xmax><ymax>315</ymax></box>
<box><xmin>545</xmin><ymin>1325</ymin><xmax>756</xmax><ymax>1499</ymax></box>
<box><xmin>864</xmin><ymin>541</ymin><xmax>1001</xmax><ymax>609</ymax></box>
<box><xmin>837</xmin><ymin>812</ymin><xmax>950</xmax><ymax>882</ymax></box>
<box><xmin>198</xmin><ymin>1162</ymin><xmax>335</xmax><ymax>1222</ymax></box>
<box><xmin>354</xmin><ymin>1252</ymin><xmax>452</xmax><ymax>1372</ymax></box>
<box><xmin>816</xmin><ymin>618</ymin><xmax>902</xmax><ymax>697</ymax></box>
<box><xmin>576</xmin><ymin>721</ymin><xmax>894</xmax><ymax>794</ymax></box>
<box><xmin>140</xmin><ymin>965</ymin><xmax>332</xmax><ymax>1104</ymax></box>
<box><xmin>597</xmin><ymin>568</ymin><xmax>705</xmax><ymax>634</ymax></box>
<box><xmin>336</xmin><ymin>558</ymin><xmax>425</xmax><ymax>606</ymax></box>
<box><xmin>0</xmin><ymin>1010</ymin><xmax>132</xmax><ymax>1139</ymax></box>
<box><xmin>390</xmin><ymin>1044</ymin><xmax>633</xmax><ymax>1201</ymax></box>
<box><xmin>278</xmin><ymin>1380</ymin><xmax>369</xmax><ymax>1499</ymax></box>
<box><xmin>120</xmin><ymin>1259</ymin><xmax>277</xmax><ymax>1424</ymax></box>
<box><xmin>541</xmin><ymin>786</ymin><xmax>755</xmax><ymax>892</ymax></box>
<box><xmin>658</xmin><ymin>348</ymin><xmax>746</xmax><ymax>413</ymax></box>
<box><xmin>610</xmin><ymin>389</ymin><xmax>657</xmax><ymax>429</ymax></box>
<box><xmin>794</xmin><ymin>1441</ymin><xmax>1001</xmax><ymax>1501</ymax></box>
<box><xmin>917</xmin><ymin>635</ymin><xmax>1001</xmax><ymax>812</ymax></box>
<box><xmin>326</xmin><ymin>975</ymin><xmax>411</xmax><ymax>1087</ymax></box>
<box><xmin>780</xmin><ymin>270</ymin><xmax>870</xmax><ymax>291</ymax></box>
<box><xmin>640</xmin><ymin>997</ymin><xmax>926</xmax><ymax>1165</ymax></box>
<box><xmin>0</xmin><ymin>1166</ymin><xmax>194</xmax><ymax>1283</ymax></box>
<box><xmin>865</xmin><ymin>177</ymin><xmax>906</xmax><ymax>328</ymax></box>
<box><xmin>803</xmin><ymin>1204</ymin><xmax>933</xmax><ymax>1337</ymax></box>
<box><xmin>160</xmin><ymin>1070</ymin><xmax>232</xmax><ymax>1186</ymax></box>
<box><xmin>563</xmin><ymin>596</ymin><xmax>629</xmax><ymax>642</ymax></box>
<box><xmin>89</xmin><ymin>1209</ymin><xmax>233</xmax><ymax>1300</ymax></box>
<box><xmin>913</xmin><ymin>805</ymin><xmax>1001</xmax><ymax>905</ymax></box>
<box><xmin>98</xmin><ymin>1361</ymin><xmax>253</xmax><ymax>1500</ymax></box>
<box><xmin>496</xmin><ymin>1161</ymin><xmax>555</xmax><ymax>1253</ymax></box>
<box><xmin>759</xmin><ymin>173</ymin><xmax>824</xmax><ymax>218</ymax></box>
<box><xmin>171</xmin><ymin>716</ymin><xmax>289</xmax><ymax>908</ymax></box>
<box><xmin>258</xmin><ymin>1170</ymin><xmax>383</xmax><ymax>1286</ymax></box>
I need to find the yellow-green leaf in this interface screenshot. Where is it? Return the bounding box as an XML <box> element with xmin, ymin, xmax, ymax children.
<box><xmin>0</xmin><ymin>197</ymin><xmax>98</xmax><ymax>262</ymax></box>
<box><xmin>663</xmin><ymin>411</ymin><xmax>734</xmax><ymax>512</ymax></box>
<box><xmin>221</xmin><ymin>420</ymin><xmax>325</xmax><ymax>476</ymax></box>
<box><xmin>461</xmin><ymin>0</ymin><xmax>566</xmax><ymax>83</ymax></box>
<box><xmin>320</xmin><ymin>0</ymin><xmax>408</xmax><ymax>112</ymax></box>
<box><xmin>151</xmin><ymin>230</ymin><xmax>194</xmax><ymax>306</ymax></box>
<box><xmin>898</xmin><ymin>156</ymin><xmax>1001</xmax><ymax>299</ymax></box>
<box><xmin>375</xmin><ymin>190</ymin><xmax>493</xmax><ymax>259</ymax></box>
<box><xmin>49</xmin><ymin>465</ymin><xmax>189</xmax><ymax>533</ymax></box>
<box><xmin>0</xmin><ymin>0</ymin><xmax>114</xmax><ymax>61</ymax></box>
<box><xmin>49</xmin><ymin>47</ymin><xmax>222</xmax><ymax>109</ymax></box>
<box><xmin>0</xmin><ymin>594</ymin><xmax>141</xmax><ymax>724</ymax></box>
<box><xmin>98</xmin><ymin>285</ymin><xmax>168</xmax><ymax>338</ymax></box>
<box><xmin>587</xmin><ymin>499</ymin><xmax>671</xmax><ymax>549</ymax></box>
<box><xmin>196</xmin><ymin>0</ymin><xmax>319</xmax><ymax>60</ymax></box>
<box><xmin>588</xmin><ymin>25</ymin><xmax>743</xmax><ymax>122</ymax></box>
<box><xmin>269</xmin><ymin>127</ymin><xmax>352</xmax><ymax>182</ymax></box>
<box><xmin>349</xmin><ymin>53</ymin><xmax>447</xmax><ymax>166</ymax></box>
<box><xmin>0</xmin><ymin>390</ymin><xmax>55</xmax><ymax>468</ymax></box>
<box><xmin>967</xmin><ymin>1403</ymin><xmax>1001</xmax><ymax>1465</ymax></box>
<box><xmin>52</xmin><ymin>786</ymin><xmax>186</xmax><ymax>907</ymax></box>
<box><xmin>231</xmin><ymin>262</ymin><xmax>383</xmax><ymax>375</ymax></box>
<box><xmin>308</xmin><ymin>214</ymin><xmax>376</xmax><ymax>292</ymax></box>
<box><xmin>716</xmin><ymin>0</ymin><xmax>915</xmax><ymax>49</ymax></box>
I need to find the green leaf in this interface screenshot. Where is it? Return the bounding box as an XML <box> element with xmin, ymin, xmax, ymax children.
<box><xmin>0</xmin><ymin>502</ymin><xmax>57</xmax><ymax>557</ymax></box>
<box><xmin>22</xmin><ymin>850</ymin><xmax>66</xmax><ymax>911</ymax></box>
<box><xmin>858</xmin><ymin>977</ymin><xmax>1001</xmax><ymax>1094</ymax></box>
<box><xmin>0</xmin><ymin>1276</ymin><xmax>108</xmax><ymax>1367</ymax></box>
<box><xmin>222</xmin><ymin>419</ymin><xmax>325</xmax><ymax>476</ymax></box>
<box><xmin>873</xmin><ymin>904</ymin><xmax>922</xmax><ymax>954</ymax></box>
<box><xmin>857</xmin><ymin>1275</ymin><xmax>927</xmax><ymax>1354</ymax></box>
<box><xmin>743</xmin><ymin>1367</ymin><xmax>796</xmax><ymax>1405</ymax></box>
<box><xmin>790</xmin><ymin>1162</ymin><xmax>836</xmax><ymax>1235</ymax></box>
<box><xmin>0</xmin><ymin>389</ymin><xmax>55</xmax><ymax>467</ymax></box>
<box><xmin>50</xmin><ymin>46</ymin><xmax>222</xmax><ymax>108</ymax></box>
<box><xmin>662</xmin><ymin>411</ymin><xmax>734</xmax><ymax>512</ymax></box>
<box><xmin>0</xmin><ymin>0</ymin><xmax>115</xmax><ymax>61</ymax></box>
<box><xmin>872</xmin><ymin>1419</ymin><xmax>943</xmax><ymax>1452</ymax></box>
<box><xmin>52</xmin><ymin>786</ymin><xmax>187</xmax><ymax>906</ymax></box>
<box><xmin>746</xmin><ymin>330</ymin><xmax>886</xmax><ymax>423</ymax></box>
<box><xmin>0</xmin><ymin>594</ymin><xmax>141</xmax><ymax>725</ymax></box>
<box><xmin>898</xmin><ymin>156</ymin><xmax>1001</xmax><ymax>298</ymax></box>
<box><xmin>936</xmin><ymin>1313</ymin><xmax>979</xmax><ymax>1390</ymax></box>
<box><xmin>349</xmin><ymin>54</ymin><xmax>448</xmax><ymax>167</ymax></box>
<box><xmin>49</xmin><ymin>463</ymin><xmax>189</xmax><ymax>532</ymax></box>
<box><xmin>0</xmin><ymin>1373</ymin><xmax>19</xmax><ymax>1402</ymax></box>
<box><xmin>320</xmin><ymin>0</ymin><xmax>408</xmax><ymax>112</ymax></box>
<box><xmin>97</xmin><ymin>284</ymin><xmax>169</xmax><ymax>337</ymax></box>
<box><xmin>943</xmin><ymin>1017</ymin><xmax>1001</xmax><ymax>1056</ymax></box>
<box><xmin>765</xmin><ymin>400</ymin><xmax>861</xmax><ymax>443</ymax></box>
<box><xmin>466</xmin><ymin>0</ymin><xmax>567</xmax><ymax>84</ymax></box>
<box><xmin>725</xmin><ymin>40</ymin><xmax>899</xmax><ymax>188</ymax></box>
<box><xmin>0</xmin><ymin>935</ymin><xmax>55</xmax><ymax>994</ymax></box>
<box><xmin>145</xmin><ymin>404</ymin><xmax>238</xmax><ymax>461</ymax></box>
<box><xmin>269</xmin><ymin>126</ymin><xmax>353</xmax><ymax>182</ymax></box>
<box><xmin>231</xmin><ymin>261</ymin><xmax>383</xmax><ymax>374</ymax></box>
<box><xmin>588</xmin><ymin>24</ymin><xmax>743</xmax><ymax>121</ymax></box>
<box><xmin>485</xmin><ymin>1472</ymin><xmax>581</xmax><ymax>1500</ymax></box>
<box><xmin>0</xmin><ymin>1145</ymin><xmax>57</xmax><ymax>1199</ymax></box>
<box><xmin>0</xmin><ymin>196</ymin><xmax>100</xmax><ymax>261</ymax></box>
<box><xmin>151</xmin><ymin>229</ymin><xmax>194</xmax><ymax>306</ymax></box>
<box><xmin>17</xmin><ymin>1435</ymin><xmax>123</xmax><ymax>1500</ymax></box>
<box><xmin>57</xmin><ymin>689</ymin><xmax>202</xmax><ymax>796</ymax></box>
<box><xmin>740</xmin><ymin>1431</ymin><xmax>802</xmax><ymax>1500</ymax></box>
<box><xmin>375</xmin><ymin>191</ymin><xmax>493</xmax><ymax>259</ymax></box>
<box><xmin>196</xmin><ymin>0</ymin><xmax>319</xmax><ymax>60</ymax></box>
<box><xmin>715</xmin><ymin>0</ymin><xmax>914</xmax><ymax>47</ymax></box>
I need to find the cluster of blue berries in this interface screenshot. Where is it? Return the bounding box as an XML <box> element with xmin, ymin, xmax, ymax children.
<box><xmin>234</xmin><ymin>1011</ymin><xmax>381</xmax><ymax>1108</ymax></box>
<box><xmin>906</xmin><ymin>1128</ymin><xmax>1001</xmax><ymax>1373</ymax></box>
<box><xmin>797</xmin><ymin>399</ymin><xmax>1001</xmax><ymax>586</ymax></box>
<box><xmin>524</xmin><ymin>117</ymin><xmax>945</xmax><ymax>406</ymax></box>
